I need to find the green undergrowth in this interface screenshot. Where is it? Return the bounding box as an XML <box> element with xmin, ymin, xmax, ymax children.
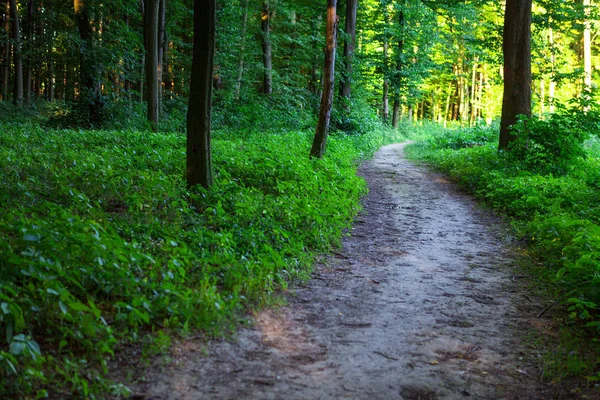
<box><xmin>406</xmin><ymin>118</ymin><xmax>600</xmax><ymax>381</ymax></box>
<box><xmin>0</xmin><ymin>123</ymin><xmax>404</xmax><ymax>398</ymax></box>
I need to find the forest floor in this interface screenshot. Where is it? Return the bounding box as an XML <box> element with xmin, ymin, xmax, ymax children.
<box><xmin>123</xmin><ymin>143</ymin><xmax>579</xmax><ymax>399</ymax></box>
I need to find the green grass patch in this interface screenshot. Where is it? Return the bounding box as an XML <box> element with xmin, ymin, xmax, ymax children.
<box><xmin>0</xmin><ymin>123</ymin><xmax>404</xmax><ymax>397</ymax></box>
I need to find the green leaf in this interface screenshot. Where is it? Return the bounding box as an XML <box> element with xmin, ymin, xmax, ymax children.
<box><xmin>58</xmin><ymin>300</ymin><xmax>68</xmax><ymax>315</ymax></box>
<box><xmin>23</xmin><ymin>234</ymin><xmax>40</xmax><ymax>242</ymax></box>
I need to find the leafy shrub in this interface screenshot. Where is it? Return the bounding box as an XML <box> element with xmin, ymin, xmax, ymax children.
<box><xmin>0</xmin><ymin>124</ymin><xmax>384</xmax><ymax>397</ymax></box>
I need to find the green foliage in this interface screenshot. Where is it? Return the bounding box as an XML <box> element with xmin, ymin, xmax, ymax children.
<box><xmin>407</xmin><ymin>120</ymin><xmax>600</xmax><ymax>352</ymax></box>
<box><xmin>506</xmin><ymin>107</ymin><xmax>599</xmax><ymax>175</ymax></box>
<box><xmin>0</xmin><ymin>123</ymin><xmax>383</xmax><ymax>397</ymax></box>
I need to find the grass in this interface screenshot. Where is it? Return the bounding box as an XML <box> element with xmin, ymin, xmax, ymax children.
<box><xmin>0</xmin><ymin>122</ymin><xmax>405</xmax><ymax>398</ymax></box>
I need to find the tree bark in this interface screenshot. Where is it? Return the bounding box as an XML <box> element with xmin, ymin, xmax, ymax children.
<box><xmin>382</xmin><ymin>36</ymin><xmax>389</xmax><ymax>123</ymax></box>
<box><xmin>548</xmin><ymin>27</ymin><xmax>556</xmax><ymax>114</ymax></box>
<box><xmin>144</xmin><ymin>0</ymin><xmax>159</xmax><ymax>131</ymax></box>
<box><xmin>261</xmin><ymin>1</ymin><xmax>272</xmax><ymax>95</ymax></box>
<box><xmin>310</xmin><ymin>0</ymin><xmax>337</xmax><ymax>159</ymax></box>
<box><xmin>235</xmin><ymin>0</ymin><xmax>249</xmax><ymax>100</ymax></box>
<box><xmin>583</xmin><ymin>0</ymin><xmax>592</xmax><ymax>95</ymax></box>
<box><xmin>339</xmin><ymin>0</ymin><xmax>357</xmax><ymax>110</ymax></box>
<box><xmin>391</xmin><ymin>3</ymin><xmax>405</xmax><ymax>129</ymax></box>
<box><xmin>9</xmin><ymin>0</ymin><xmax>22</xmax><ymax>106</ymax></box>
<box><xmin>186</xmin><ymin>0</ymin><xmax>215</xmax><ymax>188</ymax></box>
<box><xmin>1</xmin><ymin>0</ymin><xmax>9</xmax><ymax>101</ymax></box>
<box><xmin>157</xmin><ymin>0</ymin><xmax>166</xmax><ymax>112</ymax></box>
<box><xmin>499</xmin><ymin>0</ymin><xmax>532</xmax><ymax>150</ymax></box>
<box><xmin>24</xmin><ymin>0</ymin><xmax>32</xmax><ymax>104</ymax></box>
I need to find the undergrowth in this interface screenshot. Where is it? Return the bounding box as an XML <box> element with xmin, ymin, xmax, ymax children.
<box><xmin>406</xmin><ymin>111</ymin><xmax>600</xmax><ymax>381</ymax></box>
<box><xmin>0</xmin><ymin>123</ymin><xmax>403</xmax><ymax>398</ymax></box>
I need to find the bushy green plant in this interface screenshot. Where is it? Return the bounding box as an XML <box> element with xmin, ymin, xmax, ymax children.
<box><xmin>0</xmin><ymin>122</ymin><xmax>387</xmax><ymax>397</ymax></box>
<box><xmin>506</xmin><ymin>104</ymin><xmax>600</xmax><ymax>175</ymax></box>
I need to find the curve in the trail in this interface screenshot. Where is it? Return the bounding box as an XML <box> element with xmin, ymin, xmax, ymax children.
<box><xmin>132</xmin><ymin>143</ymin><xmax>544</xmax><ymax>400</ymax></box>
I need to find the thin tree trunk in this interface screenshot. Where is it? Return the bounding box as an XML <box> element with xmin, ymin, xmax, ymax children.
<box><xmin>261</xmin><ymin>1</ymin><xmax>272</xmax><ymax>95</ymax></box>
<box><xmin>144</xmin><ymin>0</ymin><xmax>159</xmax><ymax>130</ymax></box>
<box><xmin>583</xmin><ymin>0</ymin><xmax>592</xmax><ymax>94</ymax></box>
<box><xmin>548</xmin><ymin>27</ymin><xmax>556</xmax><ymax>114</ymax></box>
<box><xmin>539</xmin><ymin>79</ymin><xmax>545</xmax><ymax>117</ymax></box>
<box><xmin>157</xmin><ymin>0</ymin><xmax>166</xmax><ymax>113</ymax></box>
<box><xmin>24</xmin><ymin>0</ymin><xmax>32</xmax><ymax>104</ymax></box>
<box><xmin>382</xmin><ymin>35</ymin><xmax>389</xmax><ymax>123</ymax></box>
<box><xmin>443</xmin><ymin>81</ymin><xmax>451</xmax><ymax>128</ymax></box>
<box><xmin>499</xmin><ymin>0</ymin><xmax>532</xmax><ymax>150</ymax></box>
<box><xmin>310</xmin><ymin>0</ymin><xmax>337</xmax><ymax>159</ymax></box>
<box><xmin>339</xmin><ymin>0</ymin><xmax>357</xmax><ymax>110</ymax></box>
<box><xmin>2</xmin><ymin>0</ymin><xmax>9</xmax><ymax>101</ymax></box>
<box><xmin>9</xmin><ymin>0</ymin><xmax>23</xmax><ymax>106</ymax></box>
<box><xmin>391</xmin><ymin>3</ymin><xmax>405</xmax><ymax>129</ymax></box>
<box><xmin>235</xmin><ymin>0</ymin><xmax>249</xmax><ymax>100</ymax></box>
<box><xmin>470</xmin><ymin>61</ymin><xmax>477</xmax><ymax>126</ymax></box>
<box><xmin>187</xmin><ymin>0</ymin><xmax>215</xmax><ymax>188</ymax></box>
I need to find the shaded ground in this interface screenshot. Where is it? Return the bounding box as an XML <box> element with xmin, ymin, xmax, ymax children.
<box><xmin>126</xmin><ymin>143</ymin><xmax>569</xmax><ymax>399</ymax></box>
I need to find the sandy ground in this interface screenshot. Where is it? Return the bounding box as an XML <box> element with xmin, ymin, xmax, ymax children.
<box><xmin>126</xmin><ymin>143</ymin><xmax>568</xmax><ymax>399</ymax></box>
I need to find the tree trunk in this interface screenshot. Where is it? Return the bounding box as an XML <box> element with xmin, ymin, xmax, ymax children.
<box><xmin>470</xmin><ymin>61</ymin><xmax>477</xmax><ymax>126</ymax></box>
<box><xmin>9</xmin><ymin>0</ymin><xmax>22</xmax><ymax>106</ymax></box>
<box><xmin>24</xmin><ymin>0</ymin><xmax>32</xmax><ymax>104</ymax></box>
<box><xmin>261</xmin><ymin>1</ymin><xmax>272</xmax><ymax>95</ymax></box>
<box><xmin>2</xmin><ymin>0</ymin><xmax>9</xmax><ymax>101</ymax></box>
<box><xmin>235</xmin><ymin>0</ymin><xmax>249</xmax><ymax>100</ymax></box>
<box><xmin>391</xmin><ymin>3</ymin><xmax>405</xmax><ymax>129</ymax></box>
<box><xmin>339</xmin><ymin>0</ymin><xmax>357</xmax><ymax>110</ymax></box>
<box><xmin>382</xmin><ymin>36</ymin><xmax>389</xmax><ymax>123</ymax></box>
<box><xmin>583</xmin><ymin>0</ymin><xmax>592</xmax><ymax>98</ymax></box>
<box><xmin>548</xmin><ymin>27</ymin><xmax>556</xmax><ymax>114</ymax></box>
<box><xmin>443</xmin><ymin>81</ymin><xmax>451</xmax><ymax>128</ymax></box>
<box><xmin>310</xmin><ymin>0</ymin><xmax>337</xmax><ymax>159</ymax></box>
<box><xmin>186</xmin><ymin>0</ymin><xmax>215</xmax><ymax>188</ymax></box>
<box><xmin>157</xmin><ymin>0</ymin><xmax>166</xmax><ymax>113</ymax></box>
<box><xmin>499</xmin><ymin>0</ymin><xmax>532</xmax><ymax>150</ymax></box>
<box><xmin>145</xmin><ymin>0</ymin><xmax>159</xmax><ymax>130</ymax></box>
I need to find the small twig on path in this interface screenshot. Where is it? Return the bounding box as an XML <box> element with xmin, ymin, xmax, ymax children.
<box><xmin>373</xmin><ymin>351</ymin><xmax>399</xmax><ymax>361</ymax></box>
<box><xmin>536</xmin><ymin>302</ymin><xmax>555</xmax><ymax>318</ymax></box>
<box><xmin>340</xmin><ymin>322</ymin><xmax>372</xmax><ymax>328</ymax></box>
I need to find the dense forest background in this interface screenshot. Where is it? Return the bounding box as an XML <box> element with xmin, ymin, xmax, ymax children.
<box><xmin>0</xmin><ymin>0</ymin><xmax>596</xmax><ymax>131</ymax></box>
<box><xmin>2</xmin><ymin>0</ymin><xmax>600</xmax><ymax>398</ymax></box>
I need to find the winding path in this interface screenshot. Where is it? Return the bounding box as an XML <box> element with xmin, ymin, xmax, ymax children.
<box><xmin>134</xmin><ymin>143</ymin><xmax>547</xmax><ymax>399</ymax></box>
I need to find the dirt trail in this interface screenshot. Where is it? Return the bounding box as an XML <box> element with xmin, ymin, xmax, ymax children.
<box><xmin>133</xmin><ymin>143</ymin><xmax>549</xmax><ymax>399</ymax></box>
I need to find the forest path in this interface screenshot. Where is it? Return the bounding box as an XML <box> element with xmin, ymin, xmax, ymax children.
<box><xmin>133</xmin><ymin>143</ymin><xmax>550</xmax><ymax>399</ymax></box>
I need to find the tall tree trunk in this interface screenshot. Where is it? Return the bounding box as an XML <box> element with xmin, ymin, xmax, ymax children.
<box><xmin>382</xmin><ymin>35</ymin><xmax>389</xmax><ymax>123</ymax></box>
<box><xmin>470</xmin><ymin>61</ymin><xmax>477</xmax><ymax>126</ymax></box>
<box><xmin>9</xmin><ymin>0</ymin><xmax>22</xmax><ymax>106</ymax></box>
<box><xmin>157</xmin><ymin>0</ymin><xmax>166</xmax><ymax>113</ymax></box>
<box><xmin>583</xmin><ymin>0</ymin><xmax>592</xmax><ymax>95</ymax></box>
<box><xmin>187</xmin><ymin>0</ymin><xmax>215</xmax><ymax>188</ymax></box>
<box><xmin>235</xmin><ymin>0</ymin><xmax>249</xmax><ymax>100</ymax></box>
<box><xmin>1</xmin><ymin>0</ymin><xmax>9</xmax><ymax>101</ymax></box>
<box><xmin>144</xmin><ymin>0</ymin><xmax>159</xmax><ymax>130</ymax></box>
<box><xmin>310</xmin><ymin>0</ymin><xmax>337</xmax><ymax>159</ymax></box>
<box><xmin>391</xmin><ymin>3</ymin><xmax>405</xmax><ymax>129</ymax></box>
<box><xmin>261</xmin><ymin>1</ymin><xmax>272</xmax><ymax>95</ymax></box>
<box><xmin>548</xmin><ymin>27</ymin><xmax>556</xmax><ymax>114</ymax></box>
<box><xmin>443</xmin><ymin>81</ymin><xmax>452</xmax><ymax>128</ymax></box>
<box><xmin>339</xmin><ymin>0</ymin><xmax>357</xmax><ymax>111</ymax></box>
<box><xmin>24</xmin><ymin>0</ymin><xmax>32</xmax><ymax>104</ymax></box>
<box><xmin>499</xmin><ymin>0</ymin><xmax>532</xmax><ymax>150</ymax></box>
